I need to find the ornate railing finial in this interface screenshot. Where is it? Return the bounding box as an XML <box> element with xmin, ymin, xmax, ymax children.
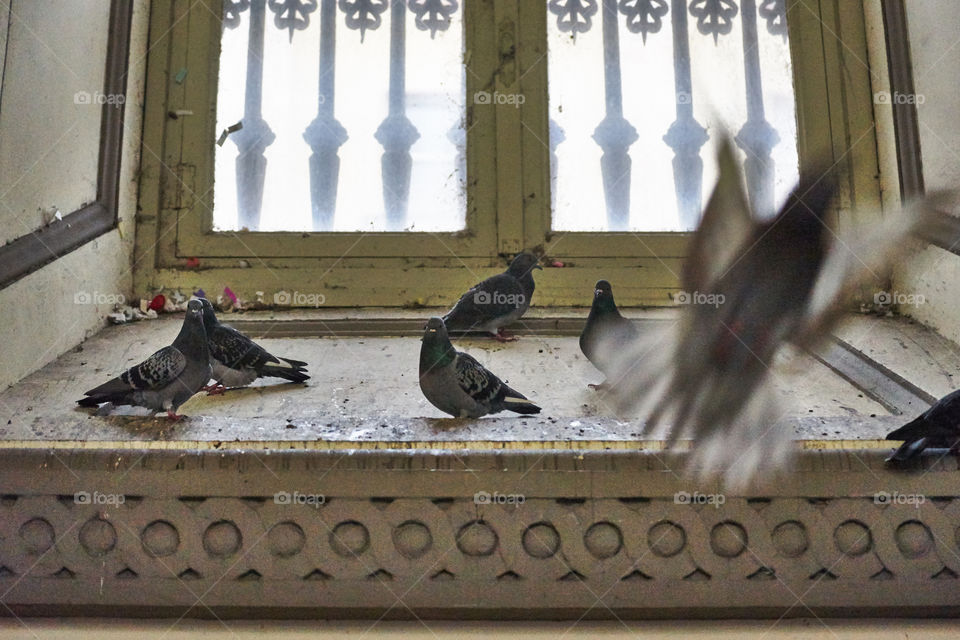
<box><xmin>689</xmin><ymin>0</ymin><xmax>738</xmax><ymax>44</ymax></box>
<box><xmin>339</xmin><ymin>0</ymin><xmax>389</xmax><ymax>41</ymax></box>
<box><xmin>268</xmin><ymin>0</ymin><xmax>319</xmax><ymax>41</ymax></box>
<box><xmin>618</xmin><ymin>0</ymin><xmax>669</xmax><ymax>42</ymax></box>
<box><xmin>407</xmin><ymin>0</ymin><xmax>458</xmax><ymax>39</ymax></box>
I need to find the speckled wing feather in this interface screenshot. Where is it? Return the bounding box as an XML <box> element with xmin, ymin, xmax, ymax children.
<box><xmin>454</xmin><ymin>352</ymin><xmax>510</xmax><ymax>406</ymax></box>
<box><xmin>443</xmin><ymin>273</ymin><xmax>525</xmax><ymax>330</ymax></box>
<box><xmin>208</xmin><ymin>324</ymin><xmax>274</xmax><ymax>371</ymax></box>
<box><xmin>100</xmin><ymin>346</ymin><xmax>187</xmax><ymax>393</ymax></box>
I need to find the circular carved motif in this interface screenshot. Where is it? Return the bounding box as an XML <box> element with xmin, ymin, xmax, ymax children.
<box><xmin>19</xmin><ymin>518</ymin><xmax>54</xmax><ymax>555</ymax></box>
<box><xmin>330</xmin><ymin>521</ymin><xmax>370</xmax><ymax>557</ymax></box>
<box><xmin>710</xmin><ymin>521</ymin><xmax>747</xmax><ymax>558</ymax></box>
<box><xmin>456</xmin><ymin>520</ymin><xmax>498</xmax><ymax>557</ymax></box>
<box><xmin>771</xmin><ymin>520</ymin><xmax>808</xmax><ymax>558</ymax></box>
<box><xmin>79</xmin><ymin>518</ymin><xmax>117</xmax><ymax>557</ymax></box>
<box><xmin>142</xmin><ymin>520</ymin><xmax>180</xmax><ymax>558</ymax></box>
<box><xmin>203</xmin><ymin>520</ymin><xmax>242</xmax><ymax>558</ymax></box>
<box><xmin>584</xmin><ymin>521</ymin><xmax>623</xmax><ymax>559</ymax></box>
<box><xmin>895</xmin><ymin>520</ymin><xmax>933</xmax><ymax>559</ymax></box>
<box><xmin>522</xmin><ymin>522</ymin><xmax>560</xmax><ymax>559</ymax></box>
<box><xmin>648</xmin><ymin>520</ymin><xmax>686</xmax><ymax>558</ymax></box>
<box><xmin>268</xmin><ymin>521</ymin><xmax>306</xmax><ymax>558</ymax></box>
<box><xmin>393</xmin><ymin>520</ymin><xmax>433</xmax><ymax>559</ymax></box>
<box><xmin>834</xmin><ymin>520</ymin><xmax>873</xmax><ymax>557</ymax></box>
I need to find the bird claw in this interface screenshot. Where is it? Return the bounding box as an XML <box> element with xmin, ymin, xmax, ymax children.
<box><xmin>202</xmin><ymin>384</ymin><xmax>227</xmax><ymax>396</ymax></box>
<box><xmin>493</xmin><ymin>329</ymin><xmax>518</xmax><ymax>342</ymax></box>
<box><xmin>165</xmin><ymin>410</ymin><xmax>184</xmax><ymax>422</ymax></box>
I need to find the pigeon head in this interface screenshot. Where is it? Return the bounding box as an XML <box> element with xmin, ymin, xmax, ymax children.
<box><xmin>420</xmin><ymin>317</ymin><xmax>455</xmax><ymax>373</ymax></box>
<box><xmin>186</xmin><ymin>299</ymin><xmax>204</xmax><ymax>315</ymax></box>
<box><xmin>506</xmin><ymin>252</ymin><xmax>543</xmax><ymax>278</ymax></box>
<box><xmin>196</xmin><ymin>297</ymin><xmax>219</xmax><ymax>329</ymax></box>
<box><xmin>423</xmin><ymin>316</ymin><xmax>448</xmax><ymax>340</ymax></box>
<box><xmin>593</xmin><ymin>280</ymin><xmax>617</xmax><ymax>310</ymax></box>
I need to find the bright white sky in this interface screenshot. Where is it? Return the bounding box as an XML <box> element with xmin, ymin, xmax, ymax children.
<box><xmin>213</xmin><ymin>5</ymin><xmax>797</xmax><ymax>234</ymax></box>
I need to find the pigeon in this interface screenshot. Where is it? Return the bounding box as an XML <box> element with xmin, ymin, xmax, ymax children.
<box><xmin>579</xmin><ymin>280</ymin><xmax>639</xmax><ymax>389</ymax></box>
<box><xmin>77</xmin><ymin>299</ymin><xmax>211</xmax><ymax>420</ymax></box>
<box><xmin>610</xmin><ymin>136</ymin><xmax>956</xmax><ymax>488</ymax></box>
<box><xmin>198</xmin><ymin>297</ymin><xmax>309</xmax><ymax>392</ymax></box>
<box><xmin>419</xmin><ymin>317</ymin><xmax>541</xmax><ymax>417</ymax></box>
<box><xmin>886</xmin><ymin>389</ymin><xmax>960</xmax><ymax>464</ymax></box>
<box><xmin>442</xmin><ymin>252</ymin><xmax>542</xmax><ymax>341</ymax></box>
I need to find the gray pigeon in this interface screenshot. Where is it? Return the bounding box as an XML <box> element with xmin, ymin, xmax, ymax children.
<box><xmin>419</xmin><ymin>317</ymin><xmax>541</xmax><ymax>417</ymax></box>
<box><xmin>198</xmin><ymin>297</ymin><xmax>308</xmax><ymax>393</ymax></box>
<box><xmin>77</xmin><ymin>299</ymin><xmax>211</xmax><ymax>420</ymax></box>
<box><xmin>579</xmin><ymin>280</ymin><xmax>639</xmax><ymax>389</ymax></box>
<box><xmin>442</xmin><ymin>252</ymin><xmax>542</xmax><ymax>340</ymax></box>
<box><xmin>886</xmin><ymin>389</ymin><xmax>960</xmax><ymax>464</ymax></box>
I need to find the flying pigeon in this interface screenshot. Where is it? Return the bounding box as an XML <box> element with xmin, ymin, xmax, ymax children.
<box><xmin>579</xmin><ymin>280</ymin><xmax>640</xmax><ymax>389</ymax></box>
<box><xmin>198</xmin><ymin>297</ymin><xmax>309</xmax><ymax>393</ymax></box>
<box><xmin>610</xmin><ymin>136</ymin><xmax>956</xmax><ymax>487</ymax></box>
<box><xmin>442</xmin><ymin>252</ymin><xmax>542</xmax><ymax>341</ymax></box>
<box><xmin>886</xmin><ymin>389</ymin><xmax>960</xmax><ymax>464</ymax></box>
<box><xmin>419</xmin><ymin>317</ymin><xmax>541</xmax><ymax>417</ymax></box>
<box><xmin>77</xmin><ymin>299</ymin><xmax>211</xmax><ymax>420</ymax></box>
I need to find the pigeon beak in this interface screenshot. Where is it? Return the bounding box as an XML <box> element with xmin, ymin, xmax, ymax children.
<box><xmin>428</xmin><ymin>329</ymin><xmax>437</xmax><ymax>333</ymax></box>
<box><xmin>595</xmin><ymin>289</ymin><xmax>603</xmax><ymax>298</ymax></box>
<box><xmin>534</xmin><ymin>265</ymin><xmax>543</xmax><ymax>271</ymax></box>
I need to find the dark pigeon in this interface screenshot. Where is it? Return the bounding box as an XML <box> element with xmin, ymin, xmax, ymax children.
<box><xmin>198</xmin><ymin>297</ymin><xmax>309</xmax><ymax>392</ymax></box>
<box><xmin>886</xmin><ymin>389</ymin><xmax>960</xmax><ymax>464</ymax></box>
<box><xmin>442</xmin><ymin>252</ymin><xmax>542</xmax><ymax>341</ymax></box>
<box><xmin>77</xmin><ymin>299</ymin><xmax>211</xmax><ymax>420</ymax></box>
<box><xmin>419</xmin><ymin>317</ymin><xmax>541</xmax><ymax>417</ymax></box>
<box><xmin>579</xmin><ymin>280</ymin><xmax>639</xmax><ymax>389</ymax></box>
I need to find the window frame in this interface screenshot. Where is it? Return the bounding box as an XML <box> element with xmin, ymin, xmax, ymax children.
<box><xmin>134</xmin><ymin>0</ymin><xmax>883</xmax><ymax>307</ymax></box>
<box><xmin>0</xmin><ymin>0</ymin><xmax>133</xmax><ymax>290</ymax></box>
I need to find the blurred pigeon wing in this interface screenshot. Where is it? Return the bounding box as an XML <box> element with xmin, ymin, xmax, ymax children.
<box><xmin>801</xmin><ymin>192</ymin><xmax>957</xmax><ymax>348</ymax></box>
<box><xmin>683</xmin><ymin>137</ymin><xmax>753</xmax><ymax>293</ymax></box>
